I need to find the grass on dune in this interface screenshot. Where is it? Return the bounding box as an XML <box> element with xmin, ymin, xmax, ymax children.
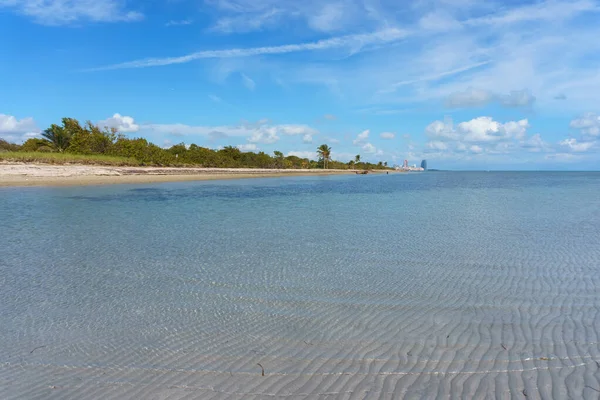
<box><xmin>0</xmin><ymin>152</ymin><xmax>141</xmax><ymax>166</ymax></box>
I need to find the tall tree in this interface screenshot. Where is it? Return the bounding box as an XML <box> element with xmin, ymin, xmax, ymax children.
<box><xmin>42</xmin><ymin>124</ymin><xmax>71</xmax><ymax>152</ymax></box>
<box><xmin>273</xmin><ymin>150</ymin><xmax>284</xmax><ymax>168</ymax></box>
<box><xmin>355</xmin><ymin>154</ymin><xmax>360</xmax><ymax>164</ymax></box>
<box><xmin>316</xmin><ymin>144</ymin><xmax>332</xmax><ymax>169</ymax></box>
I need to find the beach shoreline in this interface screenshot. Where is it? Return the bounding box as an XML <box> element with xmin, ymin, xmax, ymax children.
<box><xmin>0</xmin><ymin>163</ymin><xmax>384</xmax><ymax>187</ymax></box>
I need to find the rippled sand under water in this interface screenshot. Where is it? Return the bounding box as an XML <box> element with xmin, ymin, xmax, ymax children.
<box><xmin>1</xmin><ymin>172</ymin><xmax>600</xmax><ymax>399</ymax></box>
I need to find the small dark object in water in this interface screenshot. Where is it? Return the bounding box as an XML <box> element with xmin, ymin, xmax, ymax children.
<box><xmin>501</xmin><ymin>344</ymin><xmax>507</xmax><ymax>350</ymax></box>
<box><xmin>446</xmin><ymin>335</ymin><xmax>450</xmax><ymax>339</ymax></box>
<box><xmin>30</xmin><ymin>345</ymin><xmax>46</xmax><ymax>354</ymax></box>
<box><xmin>595</xmin><ymin>360</ymin><xmax>600</xmax><ymax>368</ymax></box>
<box><xmin>522</xmin><ymin>389</ymin><xmax>528</xmax><ymax>397</ymax></box>
<box><xmin>257</xmin><ymin>363</ymin><xmax>265</xmax><ymax>376</ymax></box>
<box><xmin>356</xmin><ymin>170</ymin><xmax>369</xmax><ymax>175</ymax></box>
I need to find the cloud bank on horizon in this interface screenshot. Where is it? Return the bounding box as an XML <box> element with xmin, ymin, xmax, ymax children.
<box><xmin>1</xmin><ymin>0</ymin><xmax>600</xmax><ymax>169</ymax></box>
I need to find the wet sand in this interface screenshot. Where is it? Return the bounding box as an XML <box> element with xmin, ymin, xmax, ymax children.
<box><xmin>0</xmin><ymin>164</ymin><xmax>367</xmax><ymax>187</ymax></box>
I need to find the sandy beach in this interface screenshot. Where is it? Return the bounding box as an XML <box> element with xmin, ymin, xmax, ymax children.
<box><xmin>0</xmin><ymin>163</ymin><xmax>369</xmax><ymax>187</ymax></box>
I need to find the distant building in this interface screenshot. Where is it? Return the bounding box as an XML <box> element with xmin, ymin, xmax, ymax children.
<box><xmin>421</xmin><ymin>160</ymin><xmax>427</xmax><ymax>170</ymax></box>
<box><xmin>395</xmin><ymin>159</ymin><xmax>425</xmax><ymax>172</ymax></box>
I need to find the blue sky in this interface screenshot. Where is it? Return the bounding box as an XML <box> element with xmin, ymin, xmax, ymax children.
<box><xmin>1</xmin><ymin>0</ymin><xmax>600</xmax><ymax>170</ymax></box>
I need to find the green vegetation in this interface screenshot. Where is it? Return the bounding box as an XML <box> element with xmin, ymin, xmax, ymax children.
<box><xmin>316</xmin><ymin>144</ymin><xmax>332</xmax><ymax>169</ymax></box>
<box><xmin>0</xmin><ymin>152</ymin><xmax>140</xmax><ymax>166</ymax></box>
<box><xmin>1</xmin><ymin>118</ymin><xmax>391</xmax><ymax>170</ymax></box>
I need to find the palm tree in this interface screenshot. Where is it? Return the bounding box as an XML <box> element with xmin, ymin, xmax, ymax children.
<box><xmin>316</xmin><ymin>144</ymin><xmax>332</xmax><ymax>169</ymax></box>
<box><xmin>355</xmin><ymin>154</ymin><xmax>360</xmax><ymax>164</ymax></box>
<box><xmin>42</xmin><ymin>124</ymin><xmax>71</xmax><ymax>152</ymax></box>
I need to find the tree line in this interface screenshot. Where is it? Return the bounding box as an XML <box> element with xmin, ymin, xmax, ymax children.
<box><xmin>0</xmin><ymin>117</ymin><xmax>390</xmax><ymax>170</ymax></box>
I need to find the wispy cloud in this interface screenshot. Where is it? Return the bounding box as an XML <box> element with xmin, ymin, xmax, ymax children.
<box><xmin>166</xmin><ymin>19</ymin><xmax>193</xmax><ymax>27</ymax></box>
<box><xmin>241</xmin><ymin>73</ymin><xmax>256</xmax><ymax>90</ymax></box>
<box><xmin>210</xmin><ymin>9</ymin><xmax>282</xmax><ymax>33</ymax></box>
<box><xmin>464</xmin><ymin>0</ymin><xmax>599</xmax><ymax>27</ymax></box>
<box><xmin>88</xmin><ymin>28</ymin><xmax>408</xmax><ymax>70</ymax></box>
<box><xmin>0</xmin><ymin>0</ymin><xmax>143</xmax><ymax>25</ymax></box>
<box><xmin>380</xmin><ymin>61</ymin><xmax>491</xmax><ymax>94</ymax></box>
<box><xmin>205</xmin><ymin>0</ymin><xmax>362</xmax><ymax>34</ymax></box>
<box><xmin>445</xmin><ymin>88</ymin><xmax>536</xmax><ymax>109</ymax></box>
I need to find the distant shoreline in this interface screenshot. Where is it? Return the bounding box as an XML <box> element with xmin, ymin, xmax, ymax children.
<box><xmin>0</xmin><ymin>163</ymin><xmax>394</xmax><ymax>187</ymax></box>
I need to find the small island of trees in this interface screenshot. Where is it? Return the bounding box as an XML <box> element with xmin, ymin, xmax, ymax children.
<box><xmin>0</xmin><ymin>117</ymin><xmax>391</xmax><ymax>171</ymax></box>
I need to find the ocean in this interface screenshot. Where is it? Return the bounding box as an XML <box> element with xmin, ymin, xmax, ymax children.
<box><xmin>1</xmin><ymin>172</ymin><xmax>600</xmax><ymax>399</ymax></box>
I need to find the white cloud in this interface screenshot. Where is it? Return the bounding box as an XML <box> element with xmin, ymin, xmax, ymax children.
<box><xmin>427</xmin><ymin>116</ymin><xmax>529</xmax><ymax>143</ymax></box>
<box><xmin>464</xmin><ymin>0</ymin><xmax>598</xmax><ymax>28</ymax></box>
<box><xmin>83</xmin><ymin>0</ymin><xmax>600</xmax><ymax>118</ymax></box>
<box><xmin>419</xmin><ymin>10</ymin><xmax>463</xmax><ymax>32</ymax></box>
<box><xmin>241</xmin><ymin>73</ymin><xmax>256</xmax><ymax>90</ymax></box>
<box><xmin>166</xmin><ymin>19</ymin><xmax>193</xmax><ymax>27</ymax></box>
<box><xmin>426</xmin><ymin>141</ymin><xmax>448</xmax><ymax>151</ymax></box>
<box><xmin>361</xmin><ymin>142</ymin><xmax>377</xmax><ymax>153</ymax></box>
<box><xmin>380</xmin><ymin>132</ymin><xmax>395</xmax><ymax>139</ymax></box>
<box><xmin>559</xmin><ymin>138</ymin><xmax>594</xmax><ymax>152</ymax></box>
<box><xmin>545</xmin><ymin>152</ymin><xmax>583</xmax><ymax>162</ymax></box>
<box><xmin>237</xmin><ymin>143</ymin><xmax>258</xmax><ymax>151</ymax></box>
<box><xmin>278</xmin><ymin>124</ymin><xmax>318</xmax><ymax>137</ymax></box>
<box><xmin>210</xmin><ymin>9</ymin><xmax>282</xmax><ymax>33</ymax></box>
<box><xmin>308</xmin><ymin>3</ymin><xmax>346</xmax><ymax>32</ymax></box>
<box><xmin>499</xmin><ymin>90</ymin><xmax>536</xmax><ymax>108</ymax></box>
<box><xmin>469</xmin><ymin>144</ymin><xmax>483</xmax><ymax>154</ymax></box>
<box><xmin>520</xmin><ymin>133</ymin><xmax>551</xmax><ymax>152</ymax></box>
<box><xmin>422</xmin><ymin>116</ymin><xmax>554</xmax><ymax>159</ymax></box>
<box><xmin>0</xmin><ymin>0</ymin><xmax>143</xmax><ymax>25</ymax></box>
<box><xmin>208</xmin><ymin>94</ymin><xmax>222</xmax><ymax>102</ymax></box>
<box><xmin>382</xmin><ymin>61</ymin><xmax>492</xmax><ymax>94</ymax></box>
<box><xmin>90</xmin><ymin>28</ymin><xmax>408</xmax><ymax>70</ymax></box>
<box><xmin>445</xmin><ymin>88</ymin><xmax>535</xmax><ymax>108</ymax></box>
<box><xmin>353</xmin><ymin>129</ymin><xmax>370</xmax><ymax>145</ymax></box>
<box><xmin>287</xmin><ymin>150</ymin><xmax>317</xmax><ymax>159</ymax></box>
<box><xmin>570</xmin><ymin>113</ymin><xmax>600</xmax><ymax>137</ymax></box>
<box><xmin>302</xmin><ymin>134</ymin><xmax>313</xmax><ymax>143</ymax></box>
<box><xmin>445</xmin><ymin>87</ymin><xmax>493</xmax><ymax>108</ymax></box>
<box><xmin>206</xmin><ymin>0</ymin><xmax>359</xmax><ymax>34</ymax></box>
<box><xmin>0</xmin><ymin>114</ymin><xmax>38</xmax><ymax>134</ymax></box>
<box><xmin>97</xmin><ymin>113</ymin><xmax>139</xmax><ymax>133</ymax></box>
<box><xmin>0</xmin><ymin>114</ymin><xmax>40</xmax><ymax>143</ymax></box>
<box><xmin>142</xmin><ymin>120</ymin><xmax>319</xmax><ymax>146</ymax></box>
<box><xmin>248</xmin><ymin>127</ymin><xmax>279</xmax><ymax>144</ymax></box>
<box><xmin>501</xmin><ymin>120</ymin><xmax>529</xmax><ymax>140</ymax></box>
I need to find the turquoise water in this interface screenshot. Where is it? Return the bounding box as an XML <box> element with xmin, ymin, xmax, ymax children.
<box><xmin>2</xmin><ymin>172</ymin><xmax>600</xmax><ymax>399</ymax></box>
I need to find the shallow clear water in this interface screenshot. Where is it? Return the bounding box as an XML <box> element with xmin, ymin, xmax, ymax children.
<box><xmin>2</xmin><ymin>172</ymin><xmax>600</xmax><ymax>399</ymax></box>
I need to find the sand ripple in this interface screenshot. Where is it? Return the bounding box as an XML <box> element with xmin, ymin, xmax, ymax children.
<box><xmin>2</xmin><ymin>172</ymin><xmax>600</xmax><ymax>399</ymax></box>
